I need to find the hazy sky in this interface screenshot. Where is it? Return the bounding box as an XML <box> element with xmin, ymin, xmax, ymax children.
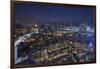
<box><xmin>15</xmin><ymin>2</ymin><xmax>95</xmax><ymax>27</ymax></box>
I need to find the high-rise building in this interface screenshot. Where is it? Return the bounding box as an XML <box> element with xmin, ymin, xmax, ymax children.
<box><xmin>31</xmin><ymin>23</ymin><xmax>39</xmax><ymax>34</ymax></box>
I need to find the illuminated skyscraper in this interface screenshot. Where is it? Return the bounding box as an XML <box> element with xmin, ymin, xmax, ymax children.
<box><xmin>31</xmin><ymin>23</ymin><xmax>39</xmax><ymax>34</ymax></box>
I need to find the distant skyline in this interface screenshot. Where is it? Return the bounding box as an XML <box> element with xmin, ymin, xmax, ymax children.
<box><xmin>15</xmin><ymin>2</ymin><xmax>95</xmax><ymax>28</ymax></box>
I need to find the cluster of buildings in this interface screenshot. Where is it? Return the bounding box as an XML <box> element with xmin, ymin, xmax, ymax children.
<box><xmin>14</xmin><ymin>21</ymin><xmax>94</xmax><ymax>65</ymax></box>
<box><xmin>15</xmin><ymin>21</ymin><xmax>93</xmax><ymax>38</ymax></box>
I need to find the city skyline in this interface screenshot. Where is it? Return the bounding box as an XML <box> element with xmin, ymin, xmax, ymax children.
<box><xmin>13</xmin><ymin>2</ymin><xmax>96</xmax><ymax>67</ymax></box>
<box><xmin>15</xmin><ymin>3</ymin><xmax>95</xmax><ymax>28</ymax></box>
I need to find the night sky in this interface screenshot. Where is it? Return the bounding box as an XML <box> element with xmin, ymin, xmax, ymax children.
<box><xmin>15</xmin><ymin>2</ymin><xmax>95</xmax><ymax>28</ymax></box>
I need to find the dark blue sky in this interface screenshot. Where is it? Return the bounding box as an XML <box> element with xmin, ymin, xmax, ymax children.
<box><xmin>15</xmin><ymin>3</ymin><xmax>95</xmax><ymax>27</ymax></box>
